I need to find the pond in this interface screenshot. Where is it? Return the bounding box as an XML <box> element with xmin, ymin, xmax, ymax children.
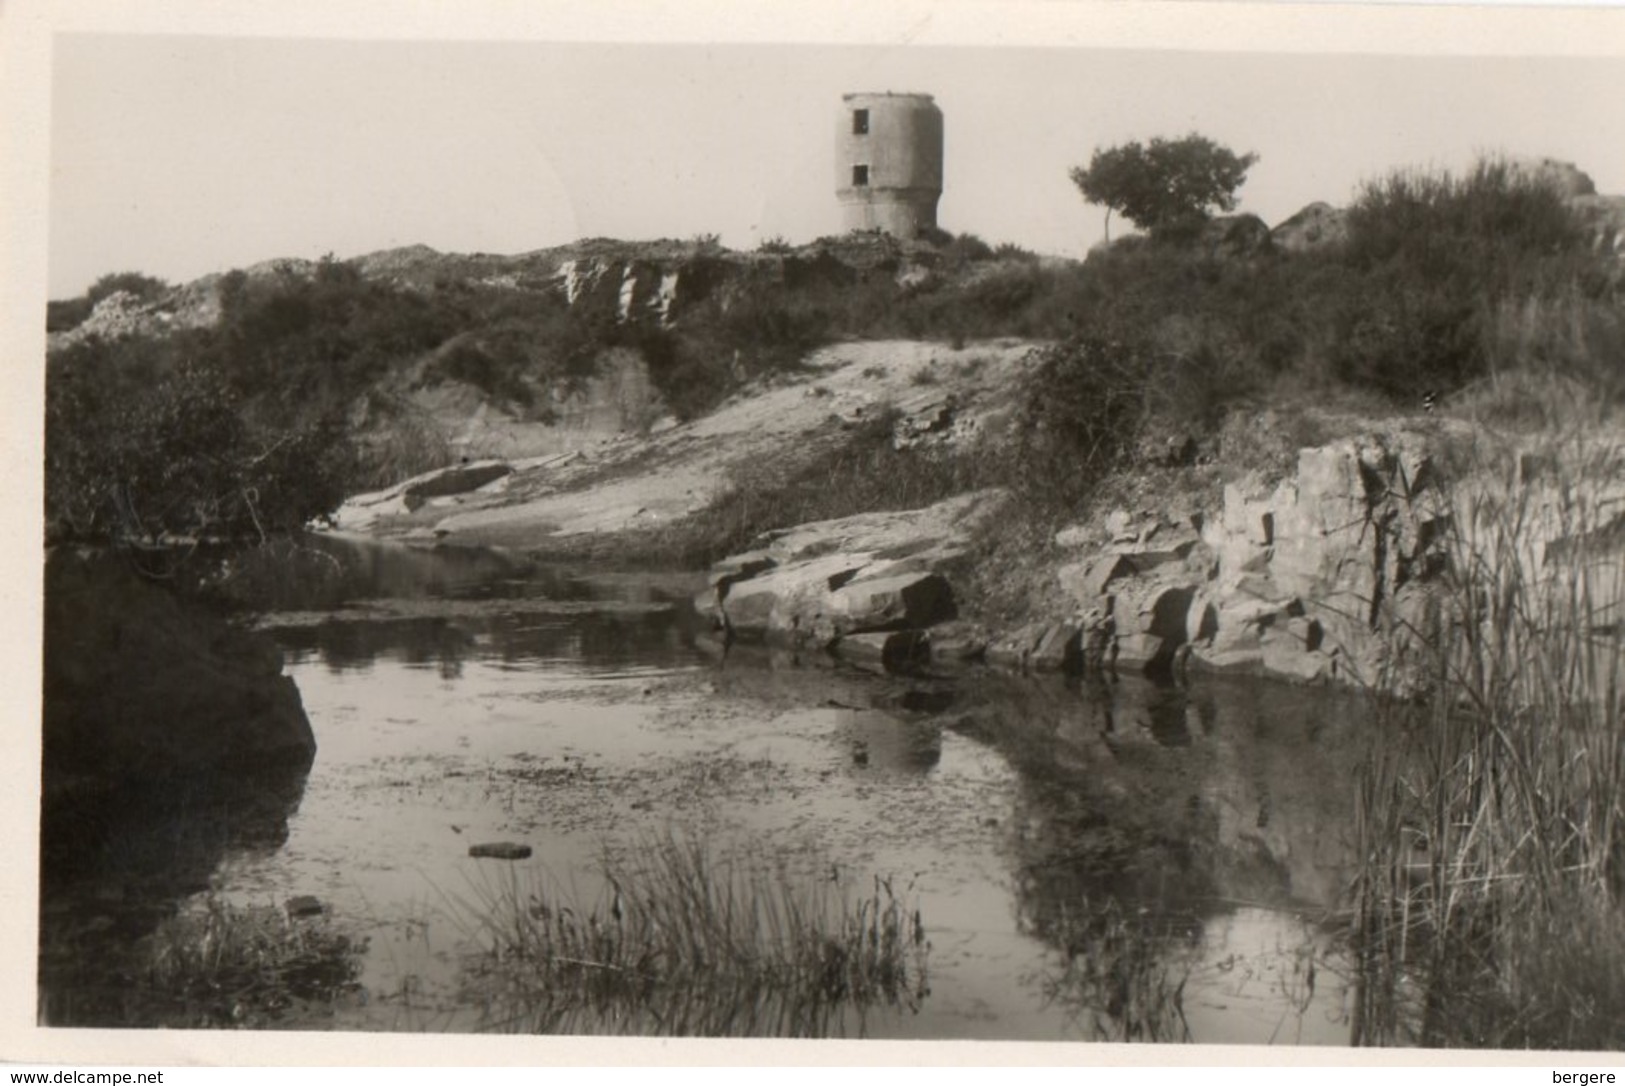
<box><xmin>39</xmin><ymin>535</ymin><xmax>1374</xmax><ymax>1042</ymax></box>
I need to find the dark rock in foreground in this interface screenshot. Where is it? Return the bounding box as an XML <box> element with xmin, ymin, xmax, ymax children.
<box><xmin>43</xmin><ymin>548</ymin><xmax>316</xmax><ymax>798</ymax></box>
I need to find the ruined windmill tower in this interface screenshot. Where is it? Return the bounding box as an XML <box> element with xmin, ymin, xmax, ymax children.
<box><xmin>835</xmin><ymin>92</ymin><xmax>943</xmax><ymax>238</ymax></box>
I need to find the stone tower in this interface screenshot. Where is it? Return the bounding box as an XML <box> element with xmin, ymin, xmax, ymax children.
<box><xmin>835</xmin><ymin>92</ymin><xmax>943</xmax><ymax>238</ymax></box>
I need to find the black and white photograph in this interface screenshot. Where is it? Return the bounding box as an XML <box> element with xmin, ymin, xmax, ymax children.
<box><xmin>8</xmin><ymin>0</ymin><xmax>1625</xmax><ymax>1065</ymax></box>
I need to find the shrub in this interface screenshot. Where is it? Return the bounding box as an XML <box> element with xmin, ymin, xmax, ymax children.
<box><xmin>46</xmin><ymin>342</ymin><xmax>354</xmax><ymax>543</ymax></box>
<box><xmin>993</xmin><ymin>241</ymin><xmax>1041</xmax><ymax>263</ymax></box>
<box><xmin>1013</xmin><ymin>332</ymin><xmax>1154</xmax><ymax>513</ymax></box>
<box><xmin>45</xmin><ymin>296</ymin><xmax>93</xmax><ymax>333</ymax></box>
<box><xmin>87</xmin><ymin>270</ymin><xmax>170</xmax><ymax>306</ymax></box>
<box><xmin>941</xmin><ymin>232</ymin><xmax>995</xmax><ymax>266</ymax></box>
<box><xmin>140</xmin><ymin>896</ymin><xmax>366</xmax><ymax>1028</ymax></box>
<box><xmin>1333</xmin><ymin>157</ymin><xmax>1604</xmax><ymax>401</ymax></box>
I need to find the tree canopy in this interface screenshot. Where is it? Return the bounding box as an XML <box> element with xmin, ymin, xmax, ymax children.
<box><xmin>1070</xmin><ymin>134</ymin><xmax>1259</xmax><ymax>243</ymax></box>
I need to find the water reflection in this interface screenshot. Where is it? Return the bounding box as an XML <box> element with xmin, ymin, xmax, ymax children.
<box><xmin>38</xmin><ymin>768</ymin><xmax>311</xmax><ymax>1027</ymax></box>
<box><xmin>41</xmin><ymin>538</ymin><xmax>1372</xmax><ymax>1041</ymax></box>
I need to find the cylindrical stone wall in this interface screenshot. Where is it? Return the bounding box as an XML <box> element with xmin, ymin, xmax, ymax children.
<box><xmin>835</xmin><ymin>92</ymin><xmax>943</xmax><ymax>238</ymax></box>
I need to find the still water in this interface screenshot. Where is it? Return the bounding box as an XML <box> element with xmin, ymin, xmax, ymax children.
<box><xmin>41</xmin><ymin>537</ymin><xmax>1372</xmax><ymax>1042</ymax></box>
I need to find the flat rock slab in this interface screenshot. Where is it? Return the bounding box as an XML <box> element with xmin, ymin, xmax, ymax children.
<box><xmin>469</xmin><ymin>841</ymin><xmax>533</xmax><ymax>860</ymax></box>
<box><xmin>404</xmin><ymin>460</ymin><xmax>513</xmax><ymax>503</ymax></box>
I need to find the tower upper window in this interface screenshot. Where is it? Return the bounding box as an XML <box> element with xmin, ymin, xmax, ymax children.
<box><xmin>852</xmin><ymin>164</ymin><xmax>869</xmax><ymax>187</ymax></box>
<box><xmin>852</xmin><ymin>109</ymin><xmax>869</xmax><ymax>135</ymax></box>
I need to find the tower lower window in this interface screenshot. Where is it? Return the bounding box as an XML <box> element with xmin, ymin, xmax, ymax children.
<box><xmin>852</xmin><ymin>164</ymin><xmax>869</xmax><ymax>187</ymax></box>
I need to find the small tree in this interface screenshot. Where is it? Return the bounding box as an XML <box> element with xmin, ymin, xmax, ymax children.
<box><xmin>86</xmin><ymin>270</ymin><xmax>170</xmax><ymax>306</ymax></box>
<box><xmin>1070</xmin><ymin>134</ymin><xmax>1259</xmax><ymax>244</ymax></box>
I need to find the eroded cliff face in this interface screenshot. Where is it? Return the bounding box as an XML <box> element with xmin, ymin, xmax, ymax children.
<box><xmin>1057</xmin><ymin>429</ymin><xmax>1625</xmax><ymax>690</ymax></box>
<box><xmin>687</xmin><ymin>418</ymin><xmax>1623</xmax><ymax>693</ymax></box>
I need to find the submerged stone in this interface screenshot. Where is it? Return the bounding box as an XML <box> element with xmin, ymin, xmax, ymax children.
<box><xmin>831</xmin><ymin>630</ymin><xmax>929</xmax><ymax>673</ymax></box>
<box><xmin>285</xmin><ymin>895</ymin><xmax>325</xmax><ymax>919</ymax></box>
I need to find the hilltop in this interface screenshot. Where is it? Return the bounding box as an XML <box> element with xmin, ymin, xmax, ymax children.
<box><xmin>45</xmin><ymin>157</ymin><xmax>1625</xmax><ymax>628</ymax></box>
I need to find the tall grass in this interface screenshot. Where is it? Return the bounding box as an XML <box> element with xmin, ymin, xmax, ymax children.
<box><xmin>41</xmin><ymin>896</ymin><xmax>368</xmax><ymax>1029</ymax></box>
<box><xmin>447</xmin><ymin>835</ymin><xmax>930</xmax><ymax>1037</ymax></box>
<box><xmin>1352</xmin><ymin>426</ymin><xmax>1625</xmax><ymax>1048</ymax></box>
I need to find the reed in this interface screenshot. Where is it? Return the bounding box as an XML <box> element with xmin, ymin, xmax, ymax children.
<box><xmin>1351</xmin><ymin>420</ymin><xmax>1625</xmax><ymax>1047</ymax></box>
<box><xmin>1038</xmin><ymin>898</ymin><xmax>1193</xmax><ymax>1043</ymax></box>
<box><xmin>47</xmin><ymin>896</ymin><xmax>370</xmax><ymax>1029</ymax></box>
<box><xmin>446</xmin><ymin>835</ymin><xmax>930</xmax><ymax>1037</ymax></box>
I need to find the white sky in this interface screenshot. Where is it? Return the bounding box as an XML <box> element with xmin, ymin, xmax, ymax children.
<box><xmin>43</xmin><ymin>15</ymin><xmax>1625</xmax><ymax>298</ymax></box>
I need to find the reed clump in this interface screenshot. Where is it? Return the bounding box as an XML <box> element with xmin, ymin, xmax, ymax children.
<box><xmin>92</xmin><ymin>896</ymin><xmax>369</xmax><ymax>1028</ymax></box>
<box><xmin>1352</xmin><ymin>420</ymin><xmax>1625</xmax><ymax>1048</ymax></box>
<box><xmin>1038</xmin><ymin>898</ymin><xmax>1193</xmax><ymax>1043</ymax></box>
<box><xmin>449</xmin><ymin>835</ymin><xmax>931</xmax><ymax>1037</ymax></box>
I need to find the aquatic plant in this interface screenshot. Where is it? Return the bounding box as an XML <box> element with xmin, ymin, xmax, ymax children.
<box><xmin>1351</xmin><ymin>420</ymin><xmax>1625</xmax><ymax>1048</ymax></box>
<box><xmin>41</xmin><ymin>895</ymin><xmax>369</xmax><ymax>1029</ymax></box>
<box><xmin>143</xmin><ymin>897</ymin><xmax>367</xmax><ymax>1028</ymax></box>
<box><xmin>1037</xmin><ymin>898</ymin><xmax>1193</xmax><ymax>1043</ymax></box>
<box><xmin>446</xmin><ymin>834</ymin><xmax>930</xmax><ymax>1037</ymax></box>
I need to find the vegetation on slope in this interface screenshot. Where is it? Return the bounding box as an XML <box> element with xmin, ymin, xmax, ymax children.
<box><xmin>49</xmin><ymin>155</ymin><xmax>1621</xmax><ymax>574</ymax></box>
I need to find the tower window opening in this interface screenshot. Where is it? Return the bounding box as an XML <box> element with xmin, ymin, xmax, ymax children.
<box><xmin>852</xmin><ymin>109</ymin><xmax>869</xmax><ymax>135</ymax></box>
<box><xmin>852</xmin><ymin>164</ymin><xmax>869</xmax><ymax>187</ymax></box>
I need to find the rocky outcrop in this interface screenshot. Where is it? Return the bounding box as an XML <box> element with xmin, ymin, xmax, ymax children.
<box><xmin>698</xmin><ymin>489</ymin><xmax>1011</xmax><ymax>663</ymax></box>
<box><xmin>1571</xmin><ymin>194</ymin><xmax>1625</xmax><ymax>263</ymax></box>
<box><xmin>1051</xmin><ymin>429</ymin><xmax>1625</xmax><ymax>690</ymax></box>
<box><xmin>1511</xmin><ymin>157</ymin><xmax>1597</xmax><ymax>199</ymax></box>
<box><xmin>44</xmin><ymin>549</ymin><xmax>316</xmax><ymax>796</ymax></box>
<box><xmin>1194</xmin><ymin>435</ymin><xmax>1450</xmax><ymax>683</ymax></box>
<box><xmin>1052</xmin><ymin>435</ymin><xmax>1451</xmax><ymax>686</ymax></box>
<box><xmin>47</xmin><ymin>291</ymin><xmax>174</xmax><ymax>350</ymax></box>
<box><xmin>1271</xmin><ymin>202</ymin><xmax>1349</xmax><ymax>253</ymax></box>
<box><xmin>1201</xmin><ymin>214</ymin><xmax>1272</xmax><ymax>260</ymax></box>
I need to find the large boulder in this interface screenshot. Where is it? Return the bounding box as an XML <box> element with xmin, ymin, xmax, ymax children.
<box><xmin>707</xmin><ymin>489</ymin><xmax>1009</xmax><ymax>650</ymax></box>
<box><xmin>1570</xmin><ymin>194</ymin><xmax>1625</xmax><ymax>263</ymax></box>
<box><xmin>1510</xmin><ymin>157</ymin><xmax>1596</xmax><ymax>199</ymax></box>
<box><xmin>1271</xmin><ymin>202</ymin><xmax>1348</xmax><ymax>253</ymax></box>
<box><xmin>1201</xmin><ymin>214</ymin><xmax>1272</xmax><ymax>260</ymax></box>
<box><xmin>43</xmin><ymin>549</ymin><xmax>316</xmax><ymax>794</ymax></box>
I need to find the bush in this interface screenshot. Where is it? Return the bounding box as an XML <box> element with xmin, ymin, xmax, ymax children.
<box><xmin>87</xmin><ymin>270</ymin><xmax>170</xmax><ymax>306</ymax></box>
<box><xmin>1014</xmin><ymin>332</ymin><xmax>1155</xmax><ymax>512</ymax></box>
<box><xmin>46</xmin><ymin>341</ymin><xmax>354</xmax><ymax>543</ymax></box>
<box><xmin>1332</xmin><ymin>157</ymin><xmax>1605</xmax><ymax>401</ymax></box>
<box><xmin>45</xmin><ymin>296</ymin><xmax>93</xmax><ymax>333</ymax></box>
<box><xmin>422</xmin><ymin>335</ymin><xmax>536</xmax><ymax>408</ymax></box>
